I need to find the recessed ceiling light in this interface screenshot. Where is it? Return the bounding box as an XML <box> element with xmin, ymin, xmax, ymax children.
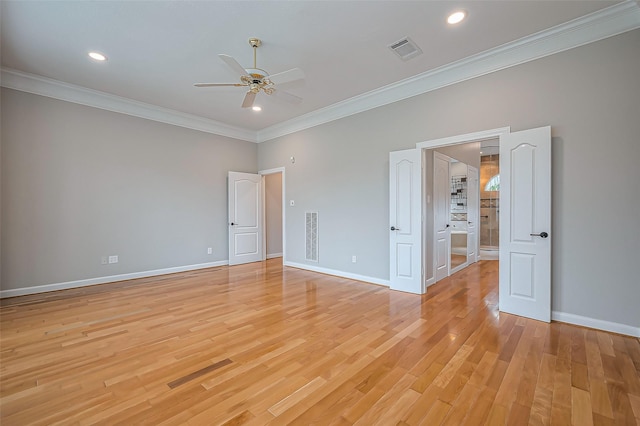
<box><xmin>252</xmin><ymin>106</ymin><xmax>262</xmax><ymax>112</ymax></box>
<box><xmin>88</xmin><ymin>51</ymin><xmax>107</xmax><ymax>62</ymax></box>
<box><xmin>447</xmin><ymin>11</ymin><xmax>466</xmax><ymax>25</ymax></box>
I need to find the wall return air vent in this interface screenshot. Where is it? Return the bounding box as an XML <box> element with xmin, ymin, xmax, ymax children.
<box><xmin>305</xmin><ymin>211</ymin><xmax>318</xmax><ymax>262</ymax></box>
<box><xmin>388</xmin><ymin>37</ymin><xmax>423</xmax><ymax>61</ymax></box>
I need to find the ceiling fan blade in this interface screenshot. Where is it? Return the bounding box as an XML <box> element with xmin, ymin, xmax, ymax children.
<box><xmin>268</xmin><ymin>68</ymin><xmax>305</xmax><ymax>85</ymax></box>
<box><xmin>271</xmin><ymin>89</ymin><xmax>302</xmax><ymax>105</ymax></box>
<box><xmin>194</xmin><ymin>83</ymin><xmax>246</xmax><ymax>87</ymax></box>
<box><xmin>241</xmin><ymin>91</ymin><xmax>257</xmax><ymax>108</ymax></box>
<box><xmin>219</xmin><ymin>54</ymin><xmax>248</xmax><ymax>77</ymax></box>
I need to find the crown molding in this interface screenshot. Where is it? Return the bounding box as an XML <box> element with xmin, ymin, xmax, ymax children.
<box><xmin>0</xmin><ymin>68</ymin><xmax>258</xmax><ymax>143</ymax></box>
<box><xmin>2</xmin><ymin>1</ymin><xmax>638</xmax><ymax>144</ymax></box>
<box><xmin>257</xmin><ymin>0</ymin><xmax>640</xmax><ymax>143</ymax></box>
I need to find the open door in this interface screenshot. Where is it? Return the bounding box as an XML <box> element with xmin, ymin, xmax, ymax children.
<box><xmin>389</xmin><ymin>149</ymin><xmax>423</xmax><ymax>294</ymax></box>
<box><xmin>228</xmin><ymin>171</ymin><xmax>264</xmax><ymax>266</ymax></box>
<box><xmin>434</xmin><ymin>152</ymin><xmax>451</xmax><ymax>282</ymax></box>
<box><xmin>499</xmin><ymin>127</ymin><xmax>551</xmax><ymax>322</ymax></box>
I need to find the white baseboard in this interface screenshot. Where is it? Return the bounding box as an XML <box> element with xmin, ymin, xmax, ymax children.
<box><xmin>0</xmin><ymin>260</ymin><xmax>229</xmax><ymax>299</ymax></box>
<box><xmin>552</xmin><ymin>311</ymin><xmax>639</xmax><ymax>338</ymax></box>
<box><xmin>284</xmin><ymin>261</ymin><xmax>390</xmax><ymax>288</ymax></box>
<box><xmin>266</xmin><ymin>252</ymin><xmax>283</xmax><ymax>259</ymax></box>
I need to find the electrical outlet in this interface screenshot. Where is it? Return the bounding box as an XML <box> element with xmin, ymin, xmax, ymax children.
<box><xmin>352</xmin><ymin>255</ymin><xmax>357</xmax><ymax>263</ymax></box>
<box><xmin>101</xmin><ymin>256</ymin><xmax>108</xmax><ymax>265</ymax></box>
<box><xmin>108</xmin><ymin>255</ymin><xmax>118</xmax><ymax>264</ymax></box>
<box><xmin>207</xmin><ymin>247</ymin><xmax>212</xmax><ymax>255</ymax></box>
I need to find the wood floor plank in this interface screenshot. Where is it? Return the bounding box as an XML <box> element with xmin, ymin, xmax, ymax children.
<box><xmin>572</xmin><ymin>386</ymin><xmax>594</xmax><ymax>426</ymax></box>
<box><xmin>419</xmin><ymin>399</ymin><xmax>452</xmax><ymax>426</ymax></box>
<box><xmin>1</xmin><ymin>259</ymin><xmax>639</xmax><ymax>425</ymax></box>
<box><xmin>628</xmin><ymin>393</ymin><xmax>640</xmax><ymax>421</ymax></box>
<box><xmin>590</xmin><ymin>378</ymin><xmax>614</xmax><ymax>419</ymax></box>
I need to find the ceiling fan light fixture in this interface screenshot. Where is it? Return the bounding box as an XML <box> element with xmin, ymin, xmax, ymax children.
<box><xmin>447</xmin><ymin>10</ymin><xmax>467</xmax><ymax>25</ymax></box>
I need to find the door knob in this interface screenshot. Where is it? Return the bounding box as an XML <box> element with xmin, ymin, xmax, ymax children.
<box><xmin>530</xmin><ymin>232</ymin><xmax>548</xmax><ymax>238</ymax></box>
<box><xmin>230</xmin><ymin>222</ymin><xmax>237</xmax><ymax>226</ymax></box>
<box><xmin>446</xmin><ymin>224</ymin><xmax>450</xmax><ymax>228</ymax></box>
<box><xmin>390</xmin><ymin>226</ymin><xmax>400</xmax><ymax>231</ymax></box>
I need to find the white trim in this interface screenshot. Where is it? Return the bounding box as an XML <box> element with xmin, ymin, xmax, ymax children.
<box><xmin>552</xmin><ymin>311</ymin><xmax>640</xmax><ymax>338</ymax></box>
<box><xmin>284</xmin><ymin>261</ymin><xmax>390</xmax><ymax>288</ymax></box>
<box><xmin>259</xmin><ymin>167</ymin><xmax>286</xmax><ymax>263</ymax></box>
<box><xmin>0</xmin><ymin>260</ymin><xmax>228</xmax><ymax>299</ymax></box>
<box><xmin>260</xmin><ymin>175</ymin><xmax>267</xmax><ymax>261</ymax></box>
<box><xmin>0</xmin><ymin>68</ymin><xmax>257</xmax><ymax>143</ymax></box>
<box><xmin>266</xmin><ymin>253</ymin><xmax>283</xmax><ymax>259</ymax></box>
<box><xmin>416</xmin><ymin>127</ymin><xmax>510</xmax><ymax>149</ymax></box>
<box><xmin>257</xmin><ymin>1</ymin><xmax>640</xmax><ymax>142</ymax></box>
<box><xmin>259</xmin><ymin>167</ymin><xmax>286</xmax><ymax>176</ymax></box>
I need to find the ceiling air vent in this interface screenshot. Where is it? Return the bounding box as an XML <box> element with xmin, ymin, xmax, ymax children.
<box><xmin>388</xmin><ymin>37</ymin><xmax>422</xmax><ymax>61</ymax></box>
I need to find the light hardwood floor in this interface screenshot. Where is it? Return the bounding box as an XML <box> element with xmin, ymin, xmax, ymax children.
<box><xmin>1</xmin><ymin>259</ymin><xmax>639</xmax><ymax>425</ymax></box>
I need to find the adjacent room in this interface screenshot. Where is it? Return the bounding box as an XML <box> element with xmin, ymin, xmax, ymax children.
<box><xmin>2</xmin><ymin>1</ymin><xmax>639</xmax><ymax>424</ymax></box>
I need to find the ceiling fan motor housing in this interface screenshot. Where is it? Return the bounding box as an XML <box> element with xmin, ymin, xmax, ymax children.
<box><xmin>249</xmin><ymin>38</ymin><xmax>261</xmax><ymax>48</ymax></box>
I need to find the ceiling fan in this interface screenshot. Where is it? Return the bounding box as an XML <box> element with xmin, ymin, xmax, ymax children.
<box><xmin>194</xmin><ymin>38</ymin><xmax>304</xmax><ymax>109</ymax></box>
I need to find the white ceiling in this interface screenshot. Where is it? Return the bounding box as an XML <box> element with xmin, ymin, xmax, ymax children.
<box><xmin>0</xmin><ymin>1</ymin><xmax>627</xmax><ymax>136</ymax></box>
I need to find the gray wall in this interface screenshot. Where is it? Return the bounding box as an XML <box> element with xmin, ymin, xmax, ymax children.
<box><xmin>258</xmin><ymin>30</ymin><xmax>640</xmax><ymax>329</ymax></box>
<box><xmin>265</xmin><ymin>172</ymin><xmax>283</xmax><ymax>256</ymax></box>
<box><xmin>1</xmin><ymin>88</ymin><xmax>257</xmax><ymax>291</ymax></box>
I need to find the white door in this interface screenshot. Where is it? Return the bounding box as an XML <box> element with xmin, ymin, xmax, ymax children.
<box><xmin>389</xmin><ymin>149</ymin><xmax>423</xmax><ymax>294</ymax></box>
<box><xmin>499</xmin><ymin>126</ymin><xmax>551</xmax><ymax>322</ymax></box>
<box><xmin>228</xmin><ymin>171</ymin><xmax>264</xmax><ymax>266</ymax></box>
<box><xmin>434</xmin><ymin>152</ymin><xmax>451</xmax><ymax>282</ymax></box>
<box><xmin>467</xmin><ymin>165</ymin><xmax>479</xmax><ymax>264</ymax></box>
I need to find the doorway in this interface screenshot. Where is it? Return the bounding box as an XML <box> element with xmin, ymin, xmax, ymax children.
<box><xmin>415</xmin><ymin>127</ymin><xmax>511</xmax><ymax>288</ymax></box>
<box><xmin>260</xmin><ymin>167</ymin><xmax>286</xmax><ymax>262</ymax></box>
<box><xmin>479</xmin><ymin>141</ymin><xmax>500</xmax><ymax>260</ymax></box>
<box><xmin>432</xmin><ymin>147</ymin><xmax>481</xmax><ymax>279</ymax></box>
<box><xmin>264</xmin><ymin>172</ymin><xmax>283</xmax><ymax>259</ymax></box>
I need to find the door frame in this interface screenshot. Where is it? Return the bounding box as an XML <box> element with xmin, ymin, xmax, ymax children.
<box><xmin>259</xmin><ymin>167</ymin><xmax>287</xmax><ymax>263</ymax></box>
<box><xmin>416</xmin><ymin>127</ymin><xmax>511</xmax><ymax>288</ymax></box>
